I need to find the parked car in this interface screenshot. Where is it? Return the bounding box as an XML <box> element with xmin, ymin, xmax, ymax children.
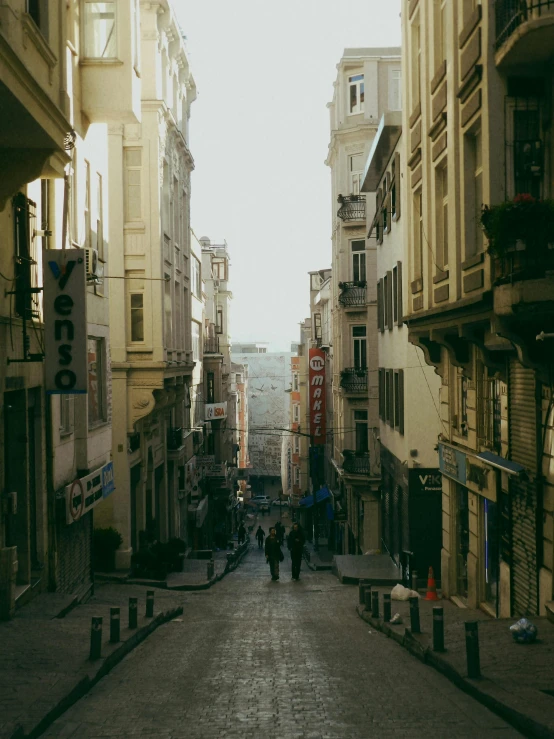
<box><xmin>251</xmin><ymin>495</ymin><xmax>271</xmax><ymax>505</ymax></box>
<box><xmin>271</xmin><ymin>498</ymin><xmax>289</xmax><ymax>507</ymax></box>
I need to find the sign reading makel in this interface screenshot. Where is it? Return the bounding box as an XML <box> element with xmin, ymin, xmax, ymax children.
<box><xmin>309</xmin><ymin>348</ymin><xmax>326</xmax><ymax>444</ymax></box>
<box><xmin>43</xmin><ymin>248</ymin><xmax>88</xmax><ymax>394</ymax></box>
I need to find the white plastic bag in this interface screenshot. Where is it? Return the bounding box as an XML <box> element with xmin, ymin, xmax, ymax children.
<box><xmin>391</xmin><ymin>583</ymin><xmax>419</xmax><ymax>601</ymax></box>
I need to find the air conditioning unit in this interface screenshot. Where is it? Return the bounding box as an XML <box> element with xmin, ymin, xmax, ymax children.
<box><xmin>84</xmin><ymin>247</ymin><xmax>99</xmax><ymax>279</ymax></box>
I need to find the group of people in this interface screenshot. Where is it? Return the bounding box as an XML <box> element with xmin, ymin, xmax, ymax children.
<box><xmin>256</xmin><ymin>522</ymin><xmax>306</xmax><ymax>581</ymax></box>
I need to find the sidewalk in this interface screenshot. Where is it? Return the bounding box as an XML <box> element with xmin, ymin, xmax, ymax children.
<box><xmin>303</xmin><ymin>541</ymin><xmax>334</xmax><ymax>571</ymax></box>
<box><xmin>356</xmin><ymin>587</ymin><xmax>554</xmax><ymax>739</ymax></box>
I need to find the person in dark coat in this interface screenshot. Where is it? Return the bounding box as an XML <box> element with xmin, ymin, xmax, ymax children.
<box><xmin>287</xmin><ymin>522</ymin><xmax>306</xmax><ymax>580</ymax></box>
<box><xmin>264</xmin><ymin>527</ymin><xmax>283</xmax><ymax>581</ymax></box>
<box><xmin>256</xmin><ymin>526</ymin><xmax>265</xmax><ymax>549</ymax></box>
<box><xmin>275</xmin><ymin>520</ymin><xmax>284</xmax><ymax>545</ymax></box>
<box><xmin>238</xmin><ymin>523</ymin><xmax>246</xmax><ymax>545</ymax></box>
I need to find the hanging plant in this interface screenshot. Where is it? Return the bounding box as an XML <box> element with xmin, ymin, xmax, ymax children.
<box><xmin>480</xmin><ymin>194</ymin><xmax>554</xmax><ymax>257</ymax></box>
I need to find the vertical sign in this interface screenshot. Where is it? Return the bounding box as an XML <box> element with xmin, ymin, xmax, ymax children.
<box><xmin>43</xmin><ymin>248</ymin><xmax>88</xmax><ymax>394</ymax></box>
<box><xmin>309</xmin><ymin>348</ymin><xmax>326</xmax><ymax>444</ymax></box>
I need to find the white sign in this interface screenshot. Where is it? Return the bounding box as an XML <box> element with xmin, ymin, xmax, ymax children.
<box><xmin>43</xmin><ymin>248</ymin><xmax>88</xmax><ymax>394</ymax></box>
<box><xmin>65</xmin><ymin>461</ymin><xmax>115</xmax><ymax>524</ymax></box>
<box><xmin>205</xmin><ymin>401</ymin><xmax>227</xmax><ymax>420</ymax></box>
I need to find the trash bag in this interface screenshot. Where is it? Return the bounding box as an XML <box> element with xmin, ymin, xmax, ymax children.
<box><xmin>390</xmin><ymin>612</ymin><xmax>403</xmax><ymax>625</ymax></box>
<box><xmin>391</xmin><ymin>583</ymin><xmax>419</xmax><ymax>601</ymax></box>
<box><xmin>510</xmin><ymin>618</ymin><xmax>538</xmax><ymax>644</ymax></box>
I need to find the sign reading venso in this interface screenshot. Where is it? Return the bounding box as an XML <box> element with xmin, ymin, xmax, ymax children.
<box><xmin>309</xmin><ymin>348</ymin><xmax>326</xmax><ymax>444</ymax></box>
<box><xmin>43</xmin><ymin>249</ymin><xmax>88</xmax><ymax>394</ymax></box>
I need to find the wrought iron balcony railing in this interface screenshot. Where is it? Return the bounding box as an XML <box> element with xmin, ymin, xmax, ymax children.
<box><xmin>496</xmin><ymin>0</ymin><xmax>554</xmax><ymax>50</ymax></box>
<box><xmin>338</xmin><ymin>281</ymin><xmax>367</xmax><ymax>307</ymax></box>
<box><xmin>337</xmin><ymin>194</ymin><xmax>366</xmax><ymax>222</ymax></box>
<box><xmin>167</xmin><ymin>427</ymin><xmax>183</xmax><ymax>450</ymax></box>
<box><xmin>342</xmin><ymin>450</ymin><xmax>371</xmax><ymax>476</ymax></box>
<box><xmin>204</xmin><ymin>337</ymin><xmax>220</xmax><ymax>354</ymax></box>
<box><xmin>491</xmin><ymin>246</ymin><xmax>554</xmax><ymax>286</ymax></box>
<box><xmin>340</xmin><ymin>367</ymin><xmax>368</xmax><ymax>393</ymax></box>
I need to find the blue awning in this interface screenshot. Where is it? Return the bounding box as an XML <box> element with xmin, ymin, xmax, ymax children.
<box><xmin>299</xmin><ymin>495</ymin><xmax>313</xmax><ymax>508</ymax></box>
<box><xmin>475</xmin><ymin>451</ymin><xmax>526</xmax><ymax>477</ymax></box>
<box><xmin>316</xmin><ymin>485</ymin><xmax>331</xmax><ymax>504</ymax></box>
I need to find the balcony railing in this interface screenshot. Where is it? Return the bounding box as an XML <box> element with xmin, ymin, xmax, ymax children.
<box><xmin>496</xmin><ymin>0</ymin><xmax>554</xmax><ymax>49</ymax></box>
<box><xmin>340</xmin><ymin>367</ymin><xmax>368</xmax><ymax>393</ymax></box>
<box><xmin>342</xmin><ymin>451</ymin><xmax>371</xmax><ymax>476</ymax></box>
<box><xmin>337</xmin><ymin>194</ymin><xmax>366</xmax><ymax>222</ymax></box>
<box><xmin>204</xmin><ymin>337</ymin><xmax>220</xmax><ymax>354</ymax></box>
<box><xmin>338</xmin><ymin>281</ymin><xmax>367</xmax><ymax>307</ymax></box>
<box><xmin>491</xmin><ymin>246</ymin><xmax>554</xmax><ymax>286</ymax></box>
<box><xmin>167</xmin><ymin>427</ymin><xmax>183</xmax><ymax>450</ymax></box>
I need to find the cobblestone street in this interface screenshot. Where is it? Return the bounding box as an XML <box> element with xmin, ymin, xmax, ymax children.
<box><xmin>43</xmin><ymin>545</ymin><xmax>522</xmax><ymax>739</ymax></box>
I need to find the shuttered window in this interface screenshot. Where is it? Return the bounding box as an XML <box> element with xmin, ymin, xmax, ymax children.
<box><xmin>378</xmin><ymin>368</ymin><xmax>385</xmax><ymax>419</ymax></box>
<box><xmin>397</xmin><ymin>369</ymin><xmax>405</xmax><ymax>435</ymax></box>
<box><xmin>386</xmin><ymin>270</ymin><xmax>393</xmax><ymax>331</ymax></box>
<box><xmin>377</xmin><ymin>279</ymin><xmax>384</xmax><ymax>332</ymax></box>
<box><xmin>397</xmin><ymin>260</ymin><xmax>403</xmax><ymax>323</ymax></box>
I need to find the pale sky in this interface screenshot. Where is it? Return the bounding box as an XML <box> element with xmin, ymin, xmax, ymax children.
<box><xmin>174</xmin><ymin>0</ymin><xmax>402</xmax><ymax>350</ymax></box>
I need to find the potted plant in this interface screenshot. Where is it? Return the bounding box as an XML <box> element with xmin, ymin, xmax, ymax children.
<box><xmin>93</xmin><ymin>527</ymin><xmax>123</xmax><ymax>572</ymax></box>
<box><xmin>480</xmin><ymin>194</ymin><xmax>554</xmax><ymax>257</ymax></box>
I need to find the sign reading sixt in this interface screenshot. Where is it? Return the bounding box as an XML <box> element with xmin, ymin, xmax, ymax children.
<box><xmin>43</xmin><ymin>249</ymin><xmax>88</xmax><ymax>394</ymax></box>
<box><xmin>309</xmin><ymin>348</ymin><xmax>326</xmax><ymax>444</ymax></box>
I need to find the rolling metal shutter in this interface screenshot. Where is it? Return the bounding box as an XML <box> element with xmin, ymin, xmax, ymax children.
<box><xmin>509</xmin><ymin>359</ymin><xmax>539</xmax><ymax>616</ymax></box>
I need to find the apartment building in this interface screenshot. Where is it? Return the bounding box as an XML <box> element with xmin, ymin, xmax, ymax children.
<box><xmin>401</xmin><ymin>0</ymin><xmax>554</xmax><ymax>617</ymax></box>
<box><xmin>326</xmin><ymin>48</ymin><xmax>401</xmax><ymax>555</ymax></box>
<box><xmin>362</xmin><ymin>114</ymin><xmax>442</xmax><ymax>583</ymax></box>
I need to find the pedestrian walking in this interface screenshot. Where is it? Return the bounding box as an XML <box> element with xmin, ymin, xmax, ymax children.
<box><xmin>275</xmin><ymin>521</ymin><xmax>284</xmax><ymax>545</ymax></box>
<box><xmin>264</xmin><ymin>527</ymin><xmax>284</xmax><ymax>581</ymax></box>
<box><xmin>255</xmin><ymin>525</ymin><xmax>265</xmax><ymax>549</ymax></box>
<box><xmin>287</xmin><ymin>522</ymin><xmax>305</xmax><ymax>581</ymax></box>
<box><xmin>238</xmin><ymin>523</ymin><xmax>246</xmax><ymax>545</ymax></box>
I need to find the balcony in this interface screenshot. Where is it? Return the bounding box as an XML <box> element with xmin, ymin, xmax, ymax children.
<box><xmin>340</xmin><ymin>368</ymin><xmax>368</xmax><ymax>393</ymax></box>
<box><xmin>337</xmin><ymin>194</ymin><xmax>366</xmax><ymax>223</ymax></box>
<box><xmin>167</xmin><ymin>427</ymin><xmax>183</xmax><ymax>451</ymax></box>
<box><xmin>495</xmin><ymin>0</ymin><xmax>554</xmax><ymax>67</ymax></box>
<box><xmin>342</xmin><ymin>451</ymin><xmax>371</xmax><ymax>476</ymax></box>
<box><xmin>204</xmin><ymin>337</ymin><xmax>220</xmax><ymax>354</ymax></box>
<box><xmin>338</xmin><ymin>281</ymin><xmax>367</xmax><ymax>308</ymax></box>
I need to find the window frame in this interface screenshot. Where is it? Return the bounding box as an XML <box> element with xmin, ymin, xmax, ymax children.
<box><xmin>87</xmin><ymin>336</ymin><xmax>107</xmax><ymax>428</ymax></box>
<box><xmin>82</xmin><ymin>0</ymin><xmax>118</xmax><ymax>61</ymax></box>
<box><xmin>130</xmin><ymin>292</ymin><xmax>144</xmax><ymax>342</ymax></box>
<box><xmin>348</xmin><ymin>73</ymin><xmax>365</xmax><ymax>116</ymax></box>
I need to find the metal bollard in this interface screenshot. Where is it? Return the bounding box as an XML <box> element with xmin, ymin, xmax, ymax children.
<box><xmin>364</xmin><ymin>587</ymin><xmax>372</xmax><ymax>611</ymax></box>
<box><xmin>409</xmin><ymin>596</ymin><xmax>421</xmax><ymax>634</ymax></box>
<box><xmin>411</xmin><ymin>570</ymin><xmax>418</xmax><ymax>592</ymax></box>
<box><xmin>89</xmin><ymin>617</ymin><xmax>102</xmax><ymax>660</ymax></box>
<box><xmin>433</xmin><ymin>606</ymin><xmax>445</xmax><ymax>652</ymax></box>
<box><xmin>465</xmin><ymin>621</ymin><xmax>481</xmax><ymax>678</ymax></box>
<box><xmin>383</xmin><ymin>593</ymin><xmax>392</xmax><ymax>622</ymax></box>
<box><xmin>128</xmin><ymin>597</ymin><xmax>138</xmax><ymax>629</ymax></box>
<box><xmin>146</xmin><ymin>590</ymin><xmax>154</xmax><ymax>618</ymax></box>
<box><xmin>371</xmin><ymin>590</ymin><xmax>380</xmax><ymax>619</ymax></box>
<box><xmin>207</xmin><ymin>559</ymin><xmax>215</xmax><ymax>579</ymax></box>
<box><xmin>359</xmin><ymin>579</ymin><xmax>370</xmax><ymax>605</ymax></box>
<box><xmin>110</xmin><ymin>607</ymin><xmax>120</xmax><ymax>643</ymax></box>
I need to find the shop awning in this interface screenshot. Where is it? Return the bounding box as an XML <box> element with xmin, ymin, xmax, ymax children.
<box><xmin>316</xmin><ymin>486</ymin><xmax>331</xmax><ymax>504</ymax></box>
<box><xmin>299</xmin><ymin>495</ymin><xmax>313</xmax><ymax>508</ymax></box>
<box><xmin>475</xmin><ymin>451</ymin><xmax>527</xmax><ymax>477</ymax></box>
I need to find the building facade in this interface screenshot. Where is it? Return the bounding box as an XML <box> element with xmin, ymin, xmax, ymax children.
<box><xmin>401</xmin><ymin>0</ymin><xmax>554</xmax><ymax>617</ymax></box>
<box><xmin>326</xmin><ymin>48</ymin><xmax>402</xmax><ymax>555</ymax></box>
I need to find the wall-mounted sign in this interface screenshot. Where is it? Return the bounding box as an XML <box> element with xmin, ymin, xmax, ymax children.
<box><xmin>43</xmin><ymin>248</ymin><xmax>88</xmax><ymax>394</ymax></box>
<box><xmin>65</xmin><ymin>460</ymin><xmax>115</xmax><ymax>524</ymax></box>
<box><xmin>409</xmin><ymin>468</ymin><xmax>442</xmax><ymax>494</ymax></box>
<box><xmin>438</xmin><ymin>443</ymin><xmax>467</xmax><ymax>485</ymax></box>
<box><xmin>205</xmin><ymin>401</ymin><xmax>227</xmax><ymax>420</ymax></box>
<box><xmin>309</xmin><ymin>348</ymin><xmax>326</xmax><ymax>444</ymax></box>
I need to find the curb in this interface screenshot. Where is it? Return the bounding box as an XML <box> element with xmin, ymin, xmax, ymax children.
<box><xmin>10</xmin><ymin>605</ymin><xmax>183</xmax><ymax>739</ymax></box>
<box><xmin>356</xmin><ymin>605</ymin><xmax>554</xmax><ymax>739</ymax></box>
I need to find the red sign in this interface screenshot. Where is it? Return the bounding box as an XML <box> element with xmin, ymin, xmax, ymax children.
<box><xmin>309</xmin><ymin>348</ymin><xmax>326</xmax><ymax>444</ymax></box>
<box><xmin>69</xmin><ymin>479</ymin><xmax>85</xmax><ymax>521</ymax></box>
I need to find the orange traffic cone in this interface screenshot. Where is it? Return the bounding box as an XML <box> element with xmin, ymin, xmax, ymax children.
<box><xmin>424</xmin><ymin>566</ymin><xmax>440</xmax><ymax>601</ymax></box>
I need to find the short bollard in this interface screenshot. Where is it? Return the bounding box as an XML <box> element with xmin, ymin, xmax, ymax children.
<box><xmin>129</xmin><ymin>597</ymin><xmax>138</xmax><ymax>629</ymax></box>
<box><xmin>371</xmin><ymin>590</ymin><xmax>379</xmax><ymax>619</ymax></box>
<box><xmin>383</xmin><ymin>593</ymin><xmax>392</xmax><ymax>622</ymax></box>
<box><xmin>146</xmin><ymin>590</ymin><xmax>154</xmax><ymax>618</ymax></box>
<box><xmin>411</xmin><ymin>570</ymin><xmax>418</xmax><ymax>592</ymax></box>
<box><xmin>433</xmin><ymin>606</ymin><xmax>445</xmax><ymax>652</ymax></box>
<box><xmin>465</xmin><ymin>621</ymin><xmax>481</xmax><ymax>678</ymax></box>
<box><xmin>110</xmin><ymin>607</ymin><xmax>120</xmax><ymax>643</ymax></box>
<box><xmin>364</xmin><ymin>587</ymin><xmax>372</xmax><ymax>612</ymax></box>
<box><xmin>409</xmin><ymin>596</ymin><xmax>421</xmax><ymax>634</ymax></box>
<box><xmin>89</xmin><ymin>617</ymin><xmax>102</xmax><ymax>660</ymax></box>
<box><xmin>358</xmin><ymin>579</ymin><xmax>370</xmax><ymax>605</ymax></box>
<box><xmin>207</xmin><ymin>559</ymin><xmax>214</xmax><ymax>579</ymax></box>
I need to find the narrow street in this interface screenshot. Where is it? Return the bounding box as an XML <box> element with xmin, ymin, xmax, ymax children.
<box><xmin>43</xmin><ymin>525</ymin><xmax>521</xmax><ymax>739</ymax></box>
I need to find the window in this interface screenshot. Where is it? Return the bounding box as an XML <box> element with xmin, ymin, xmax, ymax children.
<box><xmin>294</xmin><ymin>467</ymin><xmax>300</xmax><ymax>486</ymax></box>
<box><xmin>293</xmin><ymin>404</ymin><xmax>300</xmax><ymax>422</ymax></box>
<box><xmin>389</xmin><ymin>69</ymin><xmax>402</xmax><ymax>111</ymax></box>
<box><xmin>192</xmin><ymin>322</ymin><xmax>200</xmax><ymax>361</ymax></box>
<box><xmin>385</xmin><ymin>271</ymin><xmax>393</xmax><ymax>330</ymax></box>
<box><xmin>313</xmin><ymin>313</ymin><xmax>322</xmax><ymax>341</ymax></box>
<box><xmin>454</xmin><ymin>370</ymin><xmax>469</xmax><ymax>437</ymax></box>
<box><xmin>511</xmin><ymin>104</ymin><xmax>542</xmax><ymax>199</ymax></box>
<box><xmin>351</xmin><ymin>240</ymin><xmax>366</xmax><ymax>282</ymax></box>
<box><xmin>464</xmin><ymin>128</ymin><xmax>483</xmax><ymax>258</ymax></box>
<box><xmin>212</xmin><ymin>259</ymin><xmax>226</xmax><ymax>280</ymax></box>
<box><xmin>348</xmin><ymin>74</ymin><xmax>365</xmax><ymax>115</ymax></box>
<box><xmin>378</xmin><ymin>368</ymin><xmax>385</xmax><ymax>419</ymax></box>
<box><xmin>349</xmin><ymin>153</ymin><xmax>364</xmax><ymax>194</ymax></box>
<box><xmin>84</xmin><ymin>160</ymin><xmax>91</xmax><ymax>249</ymax></box>
<box><xmin>414</xmin><ymin>190</ymin><xmax>423</xmax><ymax>280</ymax></box>
<box><xmin>191</xmin><ymin>257</ymin><xmax>201</xmax><ymax>298</ymax></box>
<box><xmin>172</xmin><ymin>177</ymin><xmax>179</xmax><ymax>244</ymax></box>
<box><xmin>392</xmin><ymin>266</ymin><xmax>398</xmax><ymax>324</ymax></box>
<box><xmin>377</xmin><ymin>279</ymin><xmax>384</xmax><ymax>332</ymax></box>
<box><xmin>352</xmin><ymin>326</ymin><xmax>367</xmax><ymax>369</ymax></box>
<box><xmin>386</xmin><ymin>369</ymin><xmax>394</xmax><ymax>426</ymax></box>
<box><xmin>294</xmin><ymin>436</ymin><xmax>300</xmax><ymax>454</ymax></box>
<box><xmin>310</xmin><ymin>273</ymin><xmax>321</xmax><ymax>291</ymax></box>
<box><xmin>124</xmin><ymin>149</ymin><xmax>142</xmax><ymax>222</ymax></box>
<box><xmin>394</xmin><ymin>369</ymin><xmax>405</xmax><ymax>434</ymax></box>
<box><xmin>27</xmin><ymin>0</ymin><xmax>49</xmax><ymax>38</ymax></box>
<box><xmin>132</xmin><ymin>0</ymin><xmax>140</xmax><ymax>72</ymax></box>
<box><xmin>216</xmin><ymin>308</ymin><xmax>223</xmax><ymax>334</ymax></box>
<box><xmin>130</xmin><ymin>293</ymin><xmax>144</xmax><ymax>341</ymax></box>
<box><xmin>88</xmin><ymin>337</ymin><xmax>106</xmax><ymax>426</ymax></box>
<box><xmin>354</xmin><ymin>410</ymin><xmax>368</xmax><ymax>453</ymax></box>
<box><xmin>411</xmin><ymin>19</ymin><xmax>421</xmax><ymax>110</ymax></box>
<box><xmin>162</xmin><ymin>162</ymin><xmax>170</xmax><ymax>236</ymax></box>
<box><xmin>206</xmin><ymin>372</ymin><xmax>215</xmax><ymax>403</ymax></box>
<box><xmin>434</xmin><ymin>0</ymin><xmax>447</xmax><ymax>70</ymax></box>
<box><xmin>477</xmin><ymin>364</ymin><xmax>502</xmax><ymax>451</ymax></box>
<box><xmin>164</xmin><ymin>277</ymin><xmax>172</xmax><ymax>348</ymax></box>
<box><xmin>83</xmin><ymin>2</ymin><xmax>116</xmax><ymax>59</ymax></box>
<box><xmin>293</xmin><ymin>372</ymin><xmax>299</xmax><ymax>392</ymax></box>
<box><xmin>60</xmin><ymin>395</ymin><xmax>74</xmax><ymax>435</ymax></box>
<box><xmin>435</xmin><ymin>164</ymin><xmax>448</xmax><ymax>270</ymax></box>
<box><xmin>392</xmin><ymin>152</ymin><xmax>401</xmax><ymax>220</ymax></box>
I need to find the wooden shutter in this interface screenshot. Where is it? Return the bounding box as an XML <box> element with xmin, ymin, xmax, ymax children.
<box><xmin>398</xmin><ymin>369</ymin><xmax>405</xmax><ymax>435</ymax></box>
<box><xmin>377</xmin><ymin>279</ymin><xmax>384</xmax><ymax>332</ymax></box>
<box><xmin>379</xmin><ymin>368</ymin><xmax>385</xmax><ymax>419</ymax></box>
<box><xmin>386</xmin><ymin>270</ymin><xmax>393</xmax><ymax>331</ymax></box>
<box><xmin>394</xmin><ymin>152</ymin><xmax>401</xmax><ymax>220</ymax></box>
<box><xmin>397</xmin><ymin>260</ymin><xmax>403</xmax><ymax>323</ymax></box>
